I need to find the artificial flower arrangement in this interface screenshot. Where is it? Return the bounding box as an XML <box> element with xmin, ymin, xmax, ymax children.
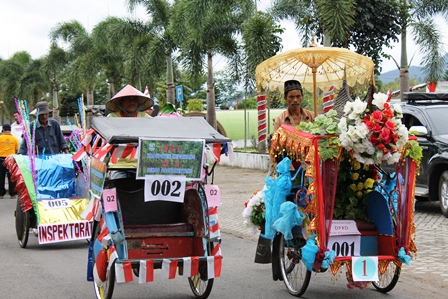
<box><xmin>338</xmin><ymin>93</ymin><xmax>408</xmax><ymax>165</ymax></box>
<box><xmin>242</xmin><ymin>189</ymin><xmax>266</xmax><ymax>235</ymax></box>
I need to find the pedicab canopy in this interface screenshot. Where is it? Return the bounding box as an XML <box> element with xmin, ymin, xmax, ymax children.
<box><xmin>91</xmin><ymin>117</ymin><xmax>231</xmax><ymax>144</ymax></box>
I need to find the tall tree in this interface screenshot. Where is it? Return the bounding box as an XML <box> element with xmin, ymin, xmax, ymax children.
<box><xmin>269</xmin><ymin>0</ymin><xmax>401</xmax><ymax>74</ymax></box>
<box><xmin>50</xmin><ymin>21</ymin><xmax>102</xmax><ymax>127</ymax></box>
<box><xmin>395</xmin><ymin>0</ymin><xmax>448</xmax><ymax>100</ymax></box>
<box><xmin>172</xmin><ymin>0</ymin><xmax>255</xmax><ymax>129</ymax></box>
<box><xmin>127</xmin><ymin>0</ymin><xmax>179</xmax><ymax>104</ymax></box>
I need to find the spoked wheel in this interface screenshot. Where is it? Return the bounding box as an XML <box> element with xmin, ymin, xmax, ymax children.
<box><xmin>188</xmin><ymin>242</ymin><xmax>215</xmax><ymax>299</ymax></box>
<box><xmin>92</xmin><ymin>223</ymin><xmax>116</xmax><ymax>299</ymax></box>
<box><xmin>372</xmin><ymin>261</ymin><xmax>401</xmax><ymax>293</ymax></box>
<box><xmin>278</xmin><ymin>233</ymin><xmax>311</xmax><ymax>297</ymax></box>
<box><xmin>15</xmin><ymin>198</ymin><xmax>30</xmax><ymax>248</ymax></box>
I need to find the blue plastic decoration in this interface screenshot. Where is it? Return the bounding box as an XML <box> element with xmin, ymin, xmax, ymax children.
<box><xmin>301</xmin><ymin>234</ymin><xmax>319</xmax><ymax>272</ymax></box>
<box><xmin>321</xmin><ymin>249</ymin><xmax>336</xmax><ymax>270</ymax></box>
<box><xmin>272</xmin><ymin>201</ymin><xmax>305</xmax><ymax>240</ymax></box>
<box><xmin>264</xmin><ymin>157</ymin><xmax>293</xmax><ymax>238</ymax></box>
<box><xmin>398</xmin><ymin>247</ymin><xmax>411</xmax><ymax>266</ymax></box>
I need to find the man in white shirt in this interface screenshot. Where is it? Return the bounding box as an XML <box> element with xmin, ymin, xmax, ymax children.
<box><xmin>10</xmin><ymin>112</ymin><xmax>23</xmax><ymax>147</ymax></box>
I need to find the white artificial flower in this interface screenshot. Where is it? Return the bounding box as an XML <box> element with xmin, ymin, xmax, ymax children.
<box><xmin>392</xmin><ymin>103</ymin><xmax>402</xmax><ymax>116</ymax></box>
<box><xmin>352</xmin><ymin>98</ymin><xmax>368</xmax><ymax>116</ymax></box>
<box><xmin>372</xmin><ymin>93</ymin><xmax>388</xmax><ymax>110</ymax></box>
<box><xmin>338</xmin><ymin>117</ymin><xmax>348</xmax><ymax>132</ymax></box>
<box><xmin>343</xmin><ymin>101</ymin><xmax>354</xmax><ymax>114</ymax></box>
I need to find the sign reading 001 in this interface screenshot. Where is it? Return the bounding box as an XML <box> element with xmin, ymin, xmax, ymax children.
<box><xmin>137</xmin><ymin>138</ymin><xmax>205</xmax><ymax>180</ymax></box>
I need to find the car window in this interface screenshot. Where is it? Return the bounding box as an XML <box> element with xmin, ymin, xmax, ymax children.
<box><xmin>403</xmin><ymin>114</ymin><xmax>423</xmax><ymax>129</ymax></box>
<box><xmin>425</xmin><ymin>107</ymin><xmax>448</xmax><ymax>135</ymax></box>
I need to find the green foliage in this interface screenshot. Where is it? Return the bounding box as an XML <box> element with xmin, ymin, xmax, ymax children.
<box><xmin>187</xmin><ymin>99</ymin><xmax>203</xmax><ymax>112</ymax></box>
<box><xmin>405</xmin><ymin>139</ymin><xmax>423</xmax><ymax>162</ymax></box>
<box><xmin>239</xmin><ymin>97</ymin><xmax>257</xmax><ymax>109</ymax></box>
<box><xmin>298</xmin><ymin>110</ymin><xmax>341</xmax><ymax>161</ymax></box>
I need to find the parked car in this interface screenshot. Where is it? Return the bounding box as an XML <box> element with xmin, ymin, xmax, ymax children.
<box><xmin>399</xmin><ymin>92</ymin><xmax>448</xmax><ymax>217</ymax></box>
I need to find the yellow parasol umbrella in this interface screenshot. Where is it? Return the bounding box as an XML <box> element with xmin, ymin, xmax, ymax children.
<box><xmin>255</xmin><ymin>44</ymin><xmax>375</xmax><ymax>116</ymax></box>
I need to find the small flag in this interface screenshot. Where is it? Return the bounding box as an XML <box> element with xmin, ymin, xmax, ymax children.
<box><xmin>386</xmin><ymin>89</ymin><xmax>392</xmax><ymax>102</ymax></box>
<box><xmin>182</xmin><ymin>256</ymin><xmax>199</xmax><ymax>277</ymax></box>
<box><xmin>207</xmin><ymin>255</ymin><xmax>223</xmax><ymax>279</ymax></box>
<box><xmin>138</xmin><ymin>260</ymin><xmax>154</xmax><ymax>283</ymax></box>
<box><xmin>322</xmin><ymin>86</ymin><xmax>335</xmax><ymax>113</ymax></box>
<box><xmin>208</xmin><ymin>207</ymin><xmax>220</xmax><ymax>239</ymax></box>
<box><xmin>115</xmin><ymin>261</ymin><xmax>134</xmax><ymax>283</ymax></box>
<box><xmin>212</xmin><ymin>143</ymin><xmax>221</xmax><ymax>162</ymax></box>
<box><xmin>144</xmin><ymin>86</ymin><xmax>150</xmax><ymax>96</ymax></box>
<box><xmin>108</xmin><ymin>245</ymin><xmax>118</xmax><ymax>270</ymax></box>
<box><xmin>161</xmin><ymin>259</ymin><xmax>178</xmax><ymax>280</ymax></box>
<box><xmin>93</xmin><ymin>144</ymin><xmax>113</xmax><ymax>161</ymax></box>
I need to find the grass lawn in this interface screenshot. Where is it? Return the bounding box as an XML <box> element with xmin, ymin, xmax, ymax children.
<box><xmin>216</xmin><ymin>109</ymin><xmax>284</xmax><ymax>140</ymax></box>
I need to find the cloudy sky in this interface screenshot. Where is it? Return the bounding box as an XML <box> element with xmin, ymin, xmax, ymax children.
<box><xmin>1</xmin><ymin>0</ymin><xmax>445</xmax><ymax>73</ymax></box>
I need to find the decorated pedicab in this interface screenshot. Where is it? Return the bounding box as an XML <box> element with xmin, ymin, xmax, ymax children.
<box><xmin>77</xmin><ymin>116</ymin><xmax>230</xmax><ymax>299</ymax></box>
<box><xmin>6</xmin><ymin>100</ymin><xmax>91</xmax><ymax>248</ymax></box>
<box><xmin>242</xmin><ymin>45</ymin><xmax>422</xmax><ymax>296</ymax></box>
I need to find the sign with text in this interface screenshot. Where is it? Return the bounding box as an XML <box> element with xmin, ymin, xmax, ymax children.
<box><xmin>329</xmin><ymin>220</ymin><xmax>360</xmax><ymax>236</ymax></box>
<box><xmin>137</xmin><ymin>138</ymin><xmax>205</xmax><ymax>180</ymax></box>
<box><xmin>352</xmin><ymin>256</ymin><xmax>379</xmax><ymax>281</ymax></box>
<box><xmin>42</xmin><ymin>198</ymin><xmax>72</xmax><ymax>210</ymax></box>
<box><xmin>38</xmin><ymin>221</ymin><xmax>92</xmax><ymax>244</ymax></box>
<box><xmin>327</xmin><ymin>235</ymin><xmax>361</xmax><ymax>257</ymax></box>
<box><xmin>144</xmin><ymin>175</ymin><xmax>186</xmax><ymax>203</ymax></box>
<box><xmin>90</xmin><ymin>157</ymin><xmax>107</xmax><ymax>198</ymax></box>
<box><xmin>205</xmin><ymin>184</ymin><xmax>221</xmax><ymax>206</ymax></box>
<box><xmin>102</xmin><ymin>188</ymin><xmax>118</xmax><ymax>212</ymax></box>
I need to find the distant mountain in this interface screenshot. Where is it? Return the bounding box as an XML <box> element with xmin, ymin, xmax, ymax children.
<box><xmin>379</xmin><ymin>66</ymin><xmax>424</xmax><ymax>84</ymax></box>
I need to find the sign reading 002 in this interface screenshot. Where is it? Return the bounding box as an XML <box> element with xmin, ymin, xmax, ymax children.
<box><xmin>144</xmin><ymin>175</ymin><xmax>186</xmax><ymax>203</ymax></box>
<box><xmin>137</xmin><ymin>138</ymin><xmax>205</xmax><ymax>180</ymax></box>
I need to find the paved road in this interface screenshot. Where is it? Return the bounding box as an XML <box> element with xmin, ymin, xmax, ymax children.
<box><xmin>213</xmin><ymin>165</ymin><xmax>448</xmax><ymax>285</ymax></box>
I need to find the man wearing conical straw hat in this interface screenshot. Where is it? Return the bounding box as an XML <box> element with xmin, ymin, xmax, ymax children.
<box><xmin>106</xmin><ymin>84</ymin><xmax>154</xmax><ymax>118</ymax></box>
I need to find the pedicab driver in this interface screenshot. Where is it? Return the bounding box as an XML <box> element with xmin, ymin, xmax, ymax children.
<box><xmin>105</xmin><ymin>84</ymin><xmax>153</xmax><ymax>179</ymax></box>
<box><xmin>18</xmin><ymin>101</ymin><xmax>68</xmax><ymax>155</ymax></box>
<box><xmin>273</xmin><ymin>79</ymin><xmax>315</xmax><ymax>131</ymax></box>
<box><xmin>106</xmin><ymin>84</ymin><xmax>153</xmax><ymax>118</ymax></box>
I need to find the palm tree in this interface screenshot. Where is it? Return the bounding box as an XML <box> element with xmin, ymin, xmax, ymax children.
<box><xmin>50</xmin><ymin>21</ymin><xmax>101</xmax><ymax>127</ymax></box>
<box><xmin>395</xmin><ymin>0</ymin><xmax>448</xmax><ymax>99</ymax></box>
<box><xmin>172</xmin><ymin>0</ymin><xmax>255</xmax><ymax>129</ymax></box>
<box><xmin>41</xmin><ymin>43</ymin><xmax>68</xmax><ymax>122</ymax></box>
<box><xmin>127</xmin><ymin>0</ymin><xmax>179</xmax><ymax>104</ymax></box>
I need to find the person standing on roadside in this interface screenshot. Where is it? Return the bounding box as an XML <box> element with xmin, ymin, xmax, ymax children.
<box><xmin>273</xmin><ymin>79</ymin><xmax>315</xmax><ymax>131</ymax></box>
<box><xmin>10</xmin><ymin>111</ymin><xmax>23</xmax><ymax>147</ymax></box>
<box><xmin>0</xmin><ymin>124</ymin><xmax>19</xmax><ymax>198</ymax></box>
<box><xmin>18</xmin><ymin>101</ymin><xmax>68</xmax><ymax>155</ymax></box>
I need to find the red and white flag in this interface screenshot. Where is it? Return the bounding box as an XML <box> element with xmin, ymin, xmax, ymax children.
<box><xmin>144</xmin><ymin>86</ymin><xmax>150</xmax><ymax>96</ymax></box>
<box><xmin>138</xmin><ymin>260</ymin><xmax>154</xmax><ymax>283</ymax></box>
<box><xmin>322</xmin><ymin>86</ymin><xmax>335</xmax><ymax>113</ymax></box>
<box><xmin>93</xmin><ymin>144</ymin><xmax>113</xmax><ymax>161</ymax></box>
<box><xmin>207</xmin><ymin>255</ymin><xmax>223</xmax><ymax>278</ymax></box>
<box><xmin>386</xmin><ymin>89</ymin><xmax>392</xmax><ymax>102</ymax></box>
<box><xmin>93</xmin><ymin>248</ymin><xmax>108</xmax><ymax>284</ymax></box>
<box><xmin>182</xmin><ymin>256</ymin><xmax>199</xmax><ymax>277</ymax></box>
<box><xmin>111</xmin><ymin>144</ymin><xmax>136</xmax><ymax>164</ymax></box>
<box><xmin>161</xmin><ymin>259</ymin><xmax>178</xmax><ymax>280</ymax></box>
<box><xmin>211</xmin><ymin>242</ymin><xmax>222</xmax><ymax>256</ymax></box>
<box><xmin>208</xmin><ymin>207</ymin><xmax>220</xmax><ymax>239</ymax></box>
<box><xmin>115</xmin><ymin>261</ymin><xmax>134</xmax><ymax>283</ymax></box>
<box><xmin>108</xmin><ymin>245</ymin><xmax>118</xmax><ymax>270</ymax></box>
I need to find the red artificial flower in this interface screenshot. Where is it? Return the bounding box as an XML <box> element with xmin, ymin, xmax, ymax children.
<box><xmin>244</xmin><ymin>201</ymin><xmax>248</xmax><ymax>207</ymax></box>
<box><xmin>385</xmin><ymin>120</ymin><xmax>395</xmax><ymax>131</ymax></box>
<box><xmin>380</xmin><ymin>128</ymin><xmax>391</xmax><ymax>143</ymax></box>
<box><xmin>372</xmin><ymin>110</ymin><xmax>383</xmax><ymax>122</ymax></box>
<box><xmin>365</xmin><ymin>120</ymin><xmax>375</xmax><ymax>131</ymax></box>
<box><xmin>369</xmin><ymin>134</ymin><xmax>380</xmax><ymax>144</ymax></box>
<box><xmin>378</xmin><ymin>143</ymin><xmax>386</xmax><ymax>150</ymax></box>
<box><xmin>383</xmin><ymin>108</ymin><xmax>394</xmax><ymax>118</ymax></box>
<box><xmin>384</xmin><ymin>102</ymin><xmax>390</xmax><ymax>109</ymax></box>
<box><xmin>373</xmin><ymin>124</ymin><xmax>382</xmax><ymax>133</ymax></box>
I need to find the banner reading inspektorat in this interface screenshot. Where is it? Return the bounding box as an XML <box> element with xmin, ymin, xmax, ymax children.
<box><xmin>38</xmin><ymin>220</ymin><xmax>93</xmax><ymax>244</ymax></box>
<box><xmin>137</xmin><ymin>138</ymin><xmax>205</xmax><ymax>180</ymax></box>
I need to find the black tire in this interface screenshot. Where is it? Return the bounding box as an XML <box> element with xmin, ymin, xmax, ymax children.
<box><xmin>278</xmin><ymin>233</ymin><xmax>311</xmax><ymax>297</ymax></box>
<box><xmin>438</xmin><ymin>170</ymin><xmax>448</xmax><ymax>217</ymax></box>
<box><xmin>15</xmin><ymin>199</ymin><xmax>30</xmax><ymax>248</ymax></box>
<box><xmin>188</xmin><ymin>242</ymin><xmax>214</xmax><ymax>299</ymax></box>
<box><xmin>92</xmin><ymin>223</ymin><xmax>116</xmax><ymax>299</ymax></box>
<box><xmin>372</xmin><ymin>261</ymin><xmax>401</xmax><ymax>293</ymax></box>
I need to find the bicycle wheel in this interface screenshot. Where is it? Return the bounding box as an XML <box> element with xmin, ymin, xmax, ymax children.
<box><xmin>15</xmin><ymin>199</ymin><xmax>30</xmax><ymax>248</ymax></box>
<box><xmin>92</xmin><ymin>223</ymin><xmax>116</xmax><ymax>299</ymax></box>
<box><xmin>278</xmin><ymin>233</ymin><xmax>311</xmax><ymax>297</ymax></box>
<box><xmin>372</xmin><ymin>261</ymin><xmax>400</xmax><ymax>293</ymax></box>
<box><xmin>188</xmin><ymin>243</ymin><xmax>215</xmax><ymax>299</ymax></box>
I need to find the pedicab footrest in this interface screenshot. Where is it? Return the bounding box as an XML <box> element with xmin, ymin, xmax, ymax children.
<box><xmin>124</xmin><ymin>223</ymin><xmax>194</xmax><ymax>238</ymax></box>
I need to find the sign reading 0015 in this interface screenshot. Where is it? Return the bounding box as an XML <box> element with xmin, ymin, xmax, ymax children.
<box><xmin>137</xmin><ymin>138</ymin><xmax>205</xmax><ymax>180</ymax></box>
